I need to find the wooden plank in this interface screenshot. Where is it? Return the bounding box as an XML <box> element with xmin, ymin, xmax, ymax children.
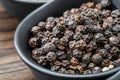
<box><xmin>0</xmin><ymin>18</ymin><xmax>19</xmax><ymax>31</ymax></box>
<box><xmin>0</xmin><ymin>31</ymin><xmax>14</xmax><ymax>41</ymax></box>
<box><xmin>0</xmin><ymin>5</ymin><xmax>34</xmax><ymax>80</ymax></box>
<box><xmin>0</xmin><ymin>69</ymin><xmax>35</xmax><ymax>80</ymax></box>
<box><xmin>0</xmin><ymin>40</ymin><xmax>14</xmax><ymax>50</ymax></box>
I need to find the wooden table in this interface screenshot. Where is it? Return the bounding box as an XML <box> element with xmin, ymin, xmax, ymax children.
<box><xmin>0</xmin><ymin>5</ymin><xmax>35</xmax><ymax>80</ymax></box>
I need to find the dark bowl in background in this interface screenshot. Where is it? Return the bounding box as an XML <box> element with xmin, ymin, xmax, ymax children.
<box><xmin>14</xmin><ymin>0</ymin><xmax>120</xmax><ymax>80</ymax></box>
<box><xmin>0</xmin><ymin>0</ymin><xmax>49</xmax><ymax>20</ymax></box>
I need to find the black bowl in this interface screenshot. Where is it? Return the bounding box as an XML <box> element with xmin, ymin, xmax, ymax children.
<box><xmin>14</xmin><ymin>0</ymin><xmax>120</xmax><ymax>80</ymax></box>
<box><xmin>0</xmin><ymin>0</ymin><xmax>48</xmax><ymax>20</ymax></box>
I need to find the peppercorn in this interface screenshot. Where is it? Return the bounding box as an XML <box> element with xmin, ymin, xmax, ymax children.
<box><xmin>64</xmin><ymin>30</ymin><xmax>74</xmax><ymax>40</ymax></box>
<box><xmin>38</xmin><ymin>56</ymin><xmax>47</xmax><ymax>66</ymax></box>
<box><xmin>95</xmin><ymin>33</ymin><xmax>107</xmax><ymax>44</ymax></box>
<box><xmin>112</xmin><ymin>25</ymin><xmax>120</xmax><ymax>33</ymax></box>
<box><xmin>111</xmin><ymin>10</ymin><xmax>120</xmax><ymax>17</ymax></box>
<box><xmin>86</xmin><ymin>41</ymin><xmax>97</xmax><ymax>52</ymax></box>
<box><xmin>46</xmin><ymin>52</ymin><xmax>57</xmax><ymax>61</ymax></box>
<box><xmin>53</xmin><ymin>61</ymin><xmax>62</xmax><ymax>66</ymax></box>
<box><xmin>104</xmin><ymin>30</ymin><xmax>113</xmax><ymax>38</ymax></box>
<box><xmin>29</xmin><ymin>37</ymin><xmax>38</xmax><ymax>48</ymax></box>
<box><xmin>51</xmin><ymin>65</ymin><xmax>60</xmax><ymax>71</ymax></box>
<box><xmin>41</xmin><ymin>37</ymin><xmax>49</xmax><ymax>45</ymax></box>
<box><xmin>66</xmin><ymin>70</ymin><xmax>75</xmax><ymax>74</ymax></box>
<box><xmin>108</xmin><ymin>65</ymin><xmax>114</xmax><ymax>69</ymax></box>
<box><xmin>101</xmin><ymin>0</ymin><xmax>111</xmax><ymax>8</ymax></box>
<box><xmin>43</xmin><ymin>42</ymin><xmax>56</xmax><ymax>53</ymax></box>
<box><xmin>76</xmin><ymin>25</ymin><xmax>86</xmax><ymax>33</ymax></box>
<box><xmin>88</xmin><ymin>63</ymin><xmax>95</xmax><ymax>69</ymax></box>
<box><xmin>104</xmin><ymin>44</ymin><xmax>111</xmax><ymax>50</ymax></box>
<box><xmin>73</xmin><ymin>33</ymin><xmax>82</xmax><ymax>40</ymax></box>
<box><xmin>101</xmin><ymin>59</ymin><xmax>111</xmax><ymax>67</ymax></box>
<box><xmin>92</xmin><ymin>66</ymin><xmax>102</xmax><ymax>73</ymax></box>
<box><xmin>56</xmin><ymin>51</ymin><xmax>66</xmax><ymax>60</ymax></box>
<box><xmin>60</xmin><ymin>36</ymin><xmax>69</xmax><ymax>46</ymax></box>
<box><xmin>92</xmin><ymin>54</ymin><xmax>103</xmax><ymax>65</ymax></box>
<box><xmin>69</xmin><ymin>41</ymin><xmax>76</xmax><ymax>49</ymax></box>
<box><xmin>83</xmin><ymin>69</ymin><xmax>92</xmax><ymax>74</ymax></box>
<box><xmin>96</xmin><ymin>3</ymin><xmax>102</xmax><ymax>9</ymax></box>
<box><xmin>86</xmin><ymin>2</ymin><xmax>94</xmax><ymax>8</ymax></box>
<box><xmin>45</xmin><ymin>17</ymin><xmax>55</xmax><ymax>30</ymax></box>
<box><xmin>57</xmin><ymin>44</ymin><xmax>66</xmax><ymax>50</ymax></box>
<box><xmin>82</xmin><ymin>34</ymin><xmax>93</xmax><ymax>43</ymax></box>
<box><xmin>102</xmin><ymin>67</ymin><xmax>109</xmax><ymax>72</ymax></box>
<box><xmin>58</xmin><ymin>68</ymin><xmax>67</xmax><ymax>73</ymax></box>
<box><xmin>70</xmin><ymin>57</ymin><xmax>79</xmax><ymax>66</ymax></box>
<box><xmin>31</xmin><ymin>26</ymin><xmax>40</xmax><ymax>35</ymax></box>
<box><xmin>62</xmin><ymin>60</ymin><xmax>70</xmax><ymax>67</ymax></box>
<box><xmin>32</xmin><ymin>48</ymin><xmax>40</xmax><ymax>60</ymax></box>
<box><xmin>82</xmin><ymin>53</ymin><xmax>91</xmax><ymax>64</ymax></box>
<box><xmin>77</xmin><ymin>65</ymin><xmax>84</xmax><ymax>74</ymax></box>
<box><xmin>98</xmin><ymin>49</ymin><xmax>108</xmax><ymax>58</ymax></box>
<box><xmin>72</xmin><ymin>49</ymin><xmax>82</xmax><ymax>59</ymax></box>
<box><xmin>38</xmin><ymin>22</ymin><xmax>46</xmax><ymax>30</ymax></box>
<box><xmin>110</xmin><ymin>46</ymin><xmax>120</xmax><ymax>54</ymax></box>
<box><xmin>114</xmin><ymin>59</ymin><xmax>120</xmax><ymax>67</ymax></box>
<box><xmin>75</xmin><ymin>40</ymin><xmax>86</xmax><ymax>50</ymax></box>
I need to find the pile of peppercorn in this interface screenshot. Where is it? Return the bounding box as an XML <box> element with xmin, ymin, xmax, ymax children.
<box><xmin>29</xmin><ymin>0</ymin><xmax>120</xmax><ymax>74</ymax></box>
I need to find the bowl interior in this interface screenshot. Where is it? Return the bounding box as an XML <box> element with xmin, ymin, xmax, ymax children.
<box><xmin>14</xmin><ymin>0</ymin><xmax>120</xmax><ymax>78</ymax></box>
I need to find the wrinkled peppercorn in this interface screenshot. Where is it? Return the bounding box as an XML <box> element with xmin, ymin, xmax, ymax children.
<box><xmin>64</xmin><ymin>30</ymin><xmax>74</xmax><ymax>40</ymax></box>
<box><xmin>51</xmin><ymin>65</ymin><xmax>60</xmax><ymax>71</ymax></box>
<box><xmin>70</xmin><ymin>57</ymin><xmax>79</xmax><ymax>66</ymax></box>
<box><xmin>72</xmin><ymin>49</ymin><xmax>82</xmax><ymax>59</ymax></box>
<box><xmin>101</xmin><ymin>0</ymin><xmax>110</xmax><ymax>8</ymax></box>
<box><xmin>111</xmin><ymin>10</ymin><xmax>120</xmax><ymax>17</ymax></box>
<box><xmin>29</xmin><ymin>37</ymin><xmax>39</xmax><ymax>48</ymax></box>
<box><xmin>112</xmin><ymin>25</ymin><xmax>120</xmax><ymax>33</ymax></box>
<box><xmin>95</xmin><ymin>33</ymin><xmax>107</xmax><ymax>44</ymax></box>
<box><xmin>56</xmin><ymin>51</ymin><xmax>66</xmax><ymax>60</ymax></box>
<box><xmin>109</xmin><ymin>36</ymin><xmax>119</xmax><ymax>45</ymax></box>
<box><xmin>92</xmin><ymin>66</ymin><xmax>102</xmax><ymax>73</ymax></box>
<box><xmin>43</xmin><ymin>42</ymin><xmax>56</xmax><ymax>53</ymax></box>
<box><xmin>46</xmin><ymin>52</ymin><xmax>57</xmax><ymax>61</ymax></box>
<box><xmin>92</xmin><ymin>54</ymin><xmax>103</xmax><ymax>65</ymax></box>
<box><xmin>82</xmin><ymin>53</ymin><xmax>91</xmax><ymax>64</ymax></box>
<box><xmin>29</xmin><ymin>1</ymin><xmax>120</xmax><ymax>75</ymax></box>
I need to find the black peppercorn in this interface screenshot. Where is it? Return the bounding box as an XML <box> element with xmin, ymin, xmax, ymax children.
<box><xmin>29</xmin><ymin>37</ymin><xmax>38</xmax><ymax>48</ymax></box>
<box><xmin>72</xmin><ymin>49</ymin><xmax>82</xmax><ymax>59</ymax></box>
<box><xmin>64</xmin><ymin>30</ymin><xmax>74</xmax><ymax>40</ymax></box>
<box><xmin>92</xmin><ymin>54</ymin><xmax>103</xmax><ymax>65</ymax></box>
<box><xmin>98</xmin><ymin>49</ymin><xmax>108</xmax><ymax>58</ymax></box>
<box><xmin>43</xmin><ymin>42</ymin><xmax>56</xmax><ymax>53</ymax></box>
<box><xmin>56</xmin><ymin>51</ymin><xmax>66</xmax><ymax>60</ymax></box>
<box><xmin>60</xmin><ymin>36</ymin><xmax>69</xmax><ymax>46</ymax></box>
<box><xmin>95</xmin><ymin>33</ymin><xmax>107</xmax><ymax>44</ymax></box>
<box><xmin>38</xmin><ymin>22</ymin><xmax>46</xmax><ymax>30</ymax></box>
<box><xmin>31</xmin><ymin>26</ymin><xmax>40</xmax><ymax>35</ymax></box>
<box><xmin>111</xmin><ymin>10</ymin><xmax>120</xmax><ymax>17</ymax></box>
<box><xmin>82</xmin><ymin>53</ymin><xmax>91</xmax><ymax>64</ymax></box>
<box><xmin>92</xmin><ymin>66</ymin><xmax>102</xmax><ymax>73</ymax></box>
<box><xmin>109</xmin><ymin>36</ymin><xmax>119</xmax><ymax>45</ymax></box>
<box><xmin>75</xmin><ymin>40</ymin><xmax>86</xmax><ymax>50</ymax></box>
<box><xmin>51</xmin><ymin>65</ymin><xmax>60</xmax><ymax>71</ymax></box>
<box><xmin>46</xmin><ymin>52</ymin><xmax>57</xmax><ymax>61</ymax></box>
<box><xmin>112</xmin><ymin>25</ymin><xmax>120</xmax><ymax>33</ymax></box>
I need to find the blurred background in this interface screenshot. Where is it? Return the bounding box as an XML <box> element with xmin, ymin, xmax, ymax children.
<box><xmin>0</xmin><ymin>2</ymin><xmax>35</xmax><ymax>80</ymax></box>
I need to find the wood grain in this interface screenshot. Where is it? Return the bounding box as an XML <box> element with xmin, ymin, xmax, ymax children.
<box><xmin>0</xmin><ymin>5</ymin><xmax>35</xmax><ymax>80</ymax></box>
